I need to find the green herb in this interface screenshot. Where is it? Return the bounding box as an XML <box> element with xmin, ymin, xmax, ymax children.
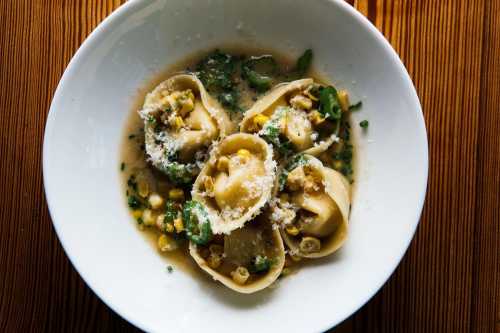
<box><xmin>260</xmin><ymin>107</ymin><xmax>293</xmax><ymax>156</ymax></box>
<box><xmin>120</xmin><ymin>162</ymin><xmax>125</xmax><ymax>171</ymax></box>
<box><xmin>137</xmin><ymin>217</ymin><xmax>144</xmax><ymax>225</ymax></box>
<box><xmin>319</xmin><ymin>86</ymin><xmax>342</xmax><ymax>120</ymax></box>
<box><xmin>165</xmin><ymin>162</ymin><xmax>194</xmax><ymax>185</ymax></box>
<box><xmin>241</xmin><ymin>55</ymin><xmax>278</xmax><ymax>93</ymax></box>
<box><xmin>183</xmin><ymin>200</ymin><xmax>212</xmax><ymax>245</ymax></box>
<box><xmin>279</xmin><ymin>154</ymin><xmax>308</xmax><ymax>191</ymax></box>
<box><xmin>166</xmin><ymin>265</ymin><xmax>174</xmax><ymax>273</ymax></box>
<box><xmin>127</xmin><ymin>195</ymin><xmax>142</xmax><ymax>209</ymax></box>
<box><xmin>359</xmin><ymin>120</ymin><xmax>369</xmax><ymax>128</ymax></box>
<box><xmin>250</xmin><ymin>255</ymin><xmax>272</xmax><ymax>273</ymax></box>
<box><xmin>195</xmin><ymin>50</ymin><xmax>240</xmax><ymax>111</ymax></box>
<box><xmin>164</xmin><ymin>200</ymin><xmax>178</xmax><ymax>224</ymax></box>
<box><xmin>127</xmin><ymin>175</ymin><xmax>138</xmax><ymax>191</ymax></box>
<box><xmin>128</xmin><ymin>134</ymin><xmax>136</xmax><ymax>139</ymax></box>
<box><xmin>348</xmin><ymin>101</ymin><xmax>363</xmax><ymax>112</ymax></box>
<box><xmin>294</xmin><ymin>49</ymin><xmax>313</xmax><ymax>76</ymax></box>
<box><xmin>285</xmin><ymin>49</ymin><xmax>313</xmax><ymax>80</ymax></box>
<box><xmin>147</xmin><ymin>115</ymin><xmax>157</xmax><ymax>125</ymax></box>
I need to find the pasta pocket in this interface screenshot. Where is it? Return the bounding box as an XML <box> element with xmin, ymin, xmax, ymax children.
<box><xmin>188</xmin><ymin>212</ymin><xmax>285</xmax><ymax>294</ymax></box>
<box><xmin>270</xmin><ymin>154</ymin><xmax>351</xmax><ymax>258</ymax></box>
<box><xmin>139</xmin><ymin>74</ymin><xmax>234</xmax><ymax>184</ymax></box>
<box><xmin>192</xmin><ymin>133</ymin><xmax>276</xmax><ymax>234</ymax></box>
<box><xmin>240</xmin><ymin>79</ymin><xmax>346</xmax><ymax>158</ymax></box>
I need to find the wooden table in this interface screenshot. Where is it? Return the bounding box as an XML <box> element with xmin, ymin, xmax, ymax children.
<box><xmin>1</xmin><ymin>1</ymin><xmax>498</xmax><ymax>332</ymax></box>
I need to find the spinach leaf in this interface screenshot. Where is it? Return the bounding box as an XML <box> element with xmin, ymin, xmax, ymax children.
<box><xmin>241</xmin><ymin>55</ymin><xmax>278</xmax><ymax>93</ymax></box>
<box><xmin>319</xmin><ymin>86</ymin><xmax>342</xmax><ymax>120</ymax></box>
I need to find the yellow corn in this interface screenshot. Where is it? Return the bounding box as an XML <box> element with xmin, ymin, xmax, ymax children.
<box><xmin>237</xmin><ymin>149</ymin><xmax>251</xmax><ymax>159</ymax></box>
<box><xmin>231</xmin><ymin>267</ymin><xmax>250</xmax><ymax>285</ymax></box>
<box><xmin>338</xmin><ymin>90</ymin><xmax>350</xmax><ymax>112</ymax></box>
<box><xmin>216</xmin><ymin>156</ymin><xmax>230</xmax><ymax>172</ymax></box>
<box><xmin>173</xmin><ymin>116</ymin><xmax>184</xmax><ymax>130</ymax></box>
<box><xmin>165</xmin><ymin>222</ymin><xmax>175</xmax><ymax>233</ymax></box>
<box><xmin>309</xmin><ymin>110</ymin><xmax>325</xmax><ymax>126</ymax></box>
<box><xmin>148</xmin><ymin>192</ymin><xmax>164</xmax><ymax>210</ymax></box>
<box><xmin>169</xmin><ymin>188</ymin><xmax>184</xmax><ymax>201</ymax></box>
<box><xmin>132</xmin><ymin>210</ymin><xmax>143</xmax><ymax>219</ymax></box>
<box><xmin>173</xmin><ymin>217</ymin><xmax>184</xmax><ymax>233</ymax></box>
<box><xmin>157</xmin><ymin>234</ymin><xmax>178</xmax><ymax>252</ymax></box>
<box><xmin>285</xmin><ymin>225</ymin><xmax>300</xmax><ymax>236</ymax></box>
<box><xmin>204</xmin><ymin>176</ymin><xmax>214</xmax><ymax>193</ymax></box>
<box><xmin>207</xmin><ymin>254</ymin><xmax>222</xmax><ymax>269</ymax></box>
<box><xmin>253</xmin><ymin>114</ymin><xmax>269</xmax><ymax>128</ymax></box>
<box><xmin>142</xmin><ymin>209</ymin><xmax>156</xmax><ymax>226</ymax></box>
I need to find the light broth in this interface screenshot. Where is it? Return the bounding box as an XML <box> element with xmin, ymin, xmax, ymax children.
<box><xmin>120</xmin><ymin>46</ymin><xmax>356</xmax><ymax>278</ymax></box>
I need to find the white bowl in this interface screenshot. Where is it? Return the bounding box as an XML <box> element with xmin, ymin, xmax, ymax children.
<box><xmin>43</xmin><ymin>0</ymin><xmax>428</xmax><ymax>332</ymax></box>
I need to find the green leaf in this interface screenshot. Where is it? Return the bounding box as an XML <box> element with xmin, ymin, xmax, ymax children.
<box><xmin>295</xmin><ymin>49</ymin><xmax>313</xmax><ymax>76</ymax></box>
<box><xmin>241</xmin><ymin>55</ymin><xmax>278</xmax><ymax>93</ymax></box>
<box><xmin>319</xmin><ymin>86</ymin><xmax>342</xmax><ymax>120</ymax></box>
<box><xmin>359</xmin><ymin>120</ymin><xmax>369</xmax><ymax>128</ymax></box>
<box><xmin>348</xmin><ymin>101</ymin><xmax>363</xmax><ymax>112</ymax></box>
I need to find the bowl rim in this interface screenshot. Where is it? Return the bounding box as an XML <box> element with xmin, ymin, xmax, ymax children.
<box><xmin>43</xmin><ymin>0</ymin><xmax>428</xmax><ymax>331</ymax></box>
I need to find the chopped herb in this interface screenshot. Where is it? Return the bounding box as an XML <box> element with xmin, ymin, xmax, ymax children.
<box><xmin>285</xmin><ymin>49</ymin><xmax>314</xmax><ymax>80</ymax></box>
<box><xmin>319</xmin><ymin>86</ymin><xmax>342</xmax><ymax>120</ymax></box>
<box><xmin>167</xmin><ymin>265</ymin><xmax>174</xmax><ymax>273</ymax></box>
<box><xmin>359</xmin><ymin>120</ymin><xmax>369</xmax><ymax>128</ymax></box>
<box><xmin>137</xmin><ymin>217</ymin><xmax>144</xmax><ymax>225</ymax></box>
<box><xmin>250</xmin><ymin>255</ymin><xmax>272</xmax><ymax>273</ymax></box>
<box><xmin>147</xmin><ymin>115</ymin><xmax>157</xmax><ymax>125</ymax></box>
<box><xmin>183</xmin><ymin>200</ymin><xmax>212</xmax><ymax>245</ymax></box>
<box><xmin>120</xmin><ymin>162</ymin><xmax>125</xmax><ymax>171</ymax></box>
<box><xmin>195</xmin><ymin>50</ymin><xmax>240</xmax><ymax>112</ymax></box>
<box><xmin>241</xmin><ymin>55</ymin><xmax>278</xmax><ymax>93</ymax></box>
<box><xmin>127</xmin><ymin>175</ymin><xmax>138</xmax><ymax>191</ymax></box>
<box><xmin>348</xmin><ymin>101</ymin><xmax>363</xmax><ymax>112</ymax></box>
<box><xmin>294</xmin><ymin>49</ymin><xmax>313</xmax><ymax>76</ymax></box>
<box><xmin>164</xmin><ymin>162</ymin><xmax>194</xmax><ymax>185</ymax></box>
<box><xmin>279</xmin><ymin>154</ymin><xmax>308</xmax><ymax>191</ymax></box>
<box><xmin>127</xmin><ymin>195</ymin><xmax>142</xmax><ymax>209</ymax></box>
<box><xmin>164</xmin><ymin>200</ymin><xmax>178</xmax><ymax>224</ymax></box>
<box><xmin>128</xmin><ymin>134</ymin><xmax>136</xmax><ymax>139</ymax></box>
<box><xmin>260</xmin><ymin>107</ymin><xmax>293</xmax><ymax>156</ymax></box>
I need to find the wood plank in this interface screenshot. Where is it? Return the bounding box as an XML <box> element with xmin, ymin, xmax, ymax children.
<box><xmin>334</xmin><ymin>0</ymin><xmax>486</xmax><ymax>332</ymax></box>
<box><xmin>472</xmin><ymin>0</ymin><xmax>500</xmax><ymax>332</ymax></box>
<box><xmin>0</xmin><ymin>0</ymin><xmax>498</xmax><ymax>332</ymax></box>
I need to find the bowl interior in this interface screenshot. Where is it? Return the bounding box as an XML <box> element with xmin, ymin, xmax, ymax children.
<box><xmin>44</xmin><ymin>0</ymin><xmax>427</xmax><ymax>332</ymax></box>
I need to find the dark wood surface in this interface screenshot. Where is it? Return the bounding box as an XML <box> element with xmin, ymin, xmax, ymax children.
<box><xmin>0</xmin><ymin>0</ymin><xmax>498</xmax><ymax>332</ymax></box>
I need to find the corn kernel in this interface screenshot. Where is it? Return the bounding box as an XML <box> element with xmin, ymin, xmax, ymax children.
<box><xmin>148</xmin><ymin>193</ymin><xmax>164</xmax><ymax>210</ymax></box>
<box><xmin>308</xmin><ymin>110</ymin><xmax>325</xmax><ymax>126</ymax></box>
<box><xmin>216</xmin><ymin>156</ymin><xmax>230</xmax><ymax>172</ymax></box>
<box><xmin>165</xmin><ymin>222</ymin><xmax>175</xmax><ymax>233</ymax></box>
<box><xmin>286</xmin><ymin>225</ymin><xmax>300</xmax><ymax>236</ymax></box>
<box><xmin>338</xmin><ymin>90</ymin><xmax>350</xmax><ymax>112</ymax></box>
<box><xmin>173</xmin><ymin>217</ymin><xmax>184</xmax><ymax>233</ymax></box>
<box><xmin>173</xmin><ymin>116</ymin><xmax>184</xmax><ymax>130</ymax></box>
<box><xmin>204</xmin><ymin>176</ymin><xmax>214</xmax><ymax>194</ymax></box>
<box><xmin>157</xmin><ymin>234</ymin><xmax>178</xmax><ymax>252</ymax></box>
<box><xmin>237</xmin><ymin>149</ymin><xmax>251</xmax><ymax>159</ymax></box>
<box><xmin>253</xmin><ymin>114</ymin><xmax>269</xmax><ymax>128</ymax></box>
<box><xmin>142</xmin><ymin>209</ymin><xmax>156</xmax><ymax>226</ymax></box>
<box><xmin>207</xmin><ymin>254</ymin><xmax>222</xmax><ymax>269</ymax></box>
<box><xmin>231</xmin><ymin>266</ymin><xmax>250</xmax><ymax>285</ymax></box>
<box><xmin>299</xmin><ymin>236</ymin><xmax>321</xmax><ymax>254</ymax></box>
<box><xmin>169</xmin><ymin>188</ymin><xmax>184</xmax><ymax>201</ymax></box>
<box><xmin>132</xmin><ymin>210</ymin><xmax>143</xmax><ymax>219</ymax></box>
<box><xmin>290</xmin><ymin>94</ymin><xmax>313</xmax><ymax>110</ymax></box>
<box><xmin>179</xmin><ymin>98</ymin><xmax>194</xmax><ymax>116</ymax></box>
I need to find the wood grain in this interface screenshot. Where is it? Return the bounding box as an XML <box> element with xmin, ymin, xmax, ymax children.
<box><xmin>0</xmin><ymin>0</ymin><xmax>498</xmax><ymax>332</ymax></box>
